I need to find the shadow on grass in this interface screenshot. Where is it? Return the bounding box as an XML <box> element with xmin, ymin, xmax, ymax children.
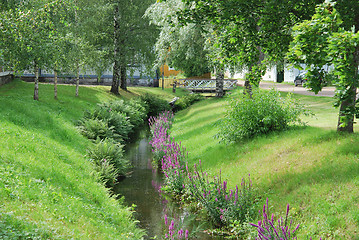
<box><xmin>174</xmin><ymin>98</ymin><xmax>226</xmax><ymax>124</ymax></box>
<box><xmin>259</xmin><ymin>130</ymin><xmax>359</xmax><ymax>193</ymax></box>
<box><xmin>0</xmin><ymin>80</ymin><xmax>113</xmax><ymax>151</ymax></box>
<box><xmin>189</xmin><ymin>126</ymin><xmax>332</xmax><ymax>170</ymax></box>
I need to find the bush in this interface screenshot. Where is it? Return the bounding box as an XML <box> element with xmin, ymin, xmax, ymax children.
<box><xmin>78</xmin><ymin>118</ymin><xmax>117</xmax><ymax>141</ymax></box>
<box><xmin>186</xmin><ymin>161</ymin><xmax>257</xmax><ymax>228</ymax></box>
<box><xmin>92</xmin><ymin>159</ymin><xmax>119</xmax><ymax>188</ymax></box>
<box><xmin>87</xmin><ymin>138</ymin><xmax>130</xmax><ymax>176</ymax></box>
<box><xmin>218</xmin><ymin>89</ymin><xmax>309</xmax><ymax>142</ymax></box>
<box><xmin>140</xmin><ymin>93</ymin><xmax>171</xmax><ymax>117</ymax></box>
<box><xmin>98</xmin><ymin>99</ymin><xmax>147</xmax><ymax>129</ymax></box>
<box><xmin>82</xmin><ymin>103</ymin><xmax>133</xmax><ymax>142</ymax></box>
<box><xmin>173</xmin><ymin>94</ymin><xmax>203</xmax><ymax>112</ymax></box>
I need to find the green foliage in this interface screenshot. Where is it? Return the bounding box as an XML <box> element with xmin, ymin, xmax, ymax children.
<box><xmin>173</xmin><ymin>93</ymin><xmax>203</xmax><ymax>112</ymax></box>
<box><xmin>140</xmin><ymin>93</ymin><xmax>171</xmax><ymax>117</ymax></box>
<box><xmin>170</xmin><ymin>89</ymin><xmax>359</xmax><ymax>238</ymax></box>
<box><xmin>92</xmin><ymin>158</ymin><xmax>119</xmax><ymax>188</ymax></box>
<box><xmin>186</xmin><ymin>164</ymin><xmax>257</xmax><ymax>228</ymax></box>
<box><xmin>287</xmin><ymin>1</ymin><xmax>359</xmax><ymax>131</ymax></box>
<box><xmin>145</xmin><ymin>0</ymin><xmax>210</xmax><ymax>77</ymax></box>
<box><xmin>82</xmin><ymin>103</ymin><xmax>133</xmax><ymax>142</ymax></box>
<box><xmin>79</xmin><ymin>98</ymin><xmax>148</xmax><ymax>188</ymax></box>
<box><xmin>0</xmin><ymin>212</ymin><xmax>52</xmax><ymax>240</ymax></box>
<box><xmin>0</xmin><ymin>81</ymin><xmax>145</xmax><ymax>239</ymax></box>
<box><xmin>0</xmin><ymin>0</ymin><xmax>76</xmax><ymax>71</ymax></box>
<box><xmin>78</xmin><ymin>118</ymin><xmax>117</xmax><ymax>141</ymax></box>
<box><xmin>217</xmin><ymin>89</ymin><xmax>309</xmax><ymax>142</ymax></box>
<box><xmin>244</xmin><ymin>65</ymin><xmax>267</xmax><ymax>87</ymax></box>
<box><xmin>87</xmin><ymin>138</ymin><xmax>130</xmax><ymax>177</ymax></box>
<box><xmin>178</xmin><ymin>0</ymin><xmax>321</xmax><ymax>86</ymax></box>
<box><xmin>99</xmin><ymin>99</ymin><xmax>147</xmax><ymax>129</ymax></box>
<box><xmin>324</xmin><ymin>71</ymin><xmax>338</xmax><ymax>86</ymax></box>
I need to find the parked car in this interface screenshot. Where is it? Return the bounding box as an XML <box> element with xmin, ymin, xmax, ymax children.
<box><xmin>294</xmin><ymin>71</ymin><xmax>307</xmax><ymax>87</ymax></box>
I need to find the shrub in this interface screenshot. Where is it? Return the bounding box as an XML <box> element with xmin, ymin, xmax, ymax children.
<box><xmin>98</xmin><ymin>99</ymin><xmax>147</xmax><ymax>129</ymax></box>
<box><xmin>173</xmin><ymin>94</ymin><xmax>203</xmax><ymax>112</ymax></box>
<box><xmin>186</xmin><ymin>161</ymin><xmax>256</xmax><ymax>228</ymax></box>
<box><xmin>82</xmin><ymin>103</ymin><xmax>133</xmax><ymax>142</ymax></box>
<box><xmin>140</xmin><ymin>93</ymin><xmax>171</xmax><ymax>117</ymax></box>
<box><xmin>92</xmin><ymin>159</ymin><xmax>119</xmax><ymax>188</ymax></box>
<box><xmin>78</xmin><ymin>118</ymin><xmax>117</xmax><ymax>141</ymax></box>
<box><xmin>218</xmin><ymin>89</ymin><xmax>309</xmax><ymax>142</ymax></box>
<box><xmin>87</xmin><ymin>138</ymin><xmax>130</xmax><ymax>176</ymax></box>
<box><xmin>127</xmin><ymin>99</ymin><xmax>148</xmax><ymax>127</ymax></box>
<box><xmin>250</xmin><ymin>199</ymin><xmax>300</xmax><ymax>240</ymax></box>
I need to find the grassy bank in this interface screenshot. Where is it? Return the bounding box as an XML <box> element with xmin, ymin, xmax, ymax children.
<box><xmin>171</xmin><ymin>87</ymin><xmax>359</xmax><ymax>239</ymax></box>
<box><xmin>0</xmin><ymin>80</ymin><xmax>182</xmax><ymax>239</ymax></box>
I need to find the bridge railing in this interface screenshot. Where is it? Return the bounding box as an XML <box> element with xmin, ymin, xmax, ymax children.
<box><xmin>178</xmin><ymin>79</ymin><xmax>238</xmax><ymax>91</ymax></box>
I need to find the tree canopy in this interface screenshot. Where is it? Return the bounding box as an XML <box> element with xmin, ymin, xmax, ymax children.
<box><xmin>145</xmin><ymin>0</ymin><xmax>210</xmax><ymax>77</ymax></box>
<box><xmin>288</xmin><ymin>0</ymin><xmax>359</xmax><ymax>132</ymax></box>
<box><xmin>0</xmin><ymin>0</ymin><xmax>76</xmax><ymax>100</ymax></box>
<box><xmin>177</xmin><ymin>0</ymin><xmax>321</xmax><ymax>87</ymax></box>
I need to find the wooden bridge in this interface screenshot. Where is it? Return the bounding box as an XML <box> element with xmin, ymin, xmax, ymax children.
<box><xmin>177</xmin><ymin>79</ymin><xmax>238</xmax><ymax>92</ymax></box>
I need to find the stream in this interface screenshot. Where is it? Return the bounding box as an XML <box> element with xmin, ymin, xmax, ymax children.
<box><xmin>114</xmin><ymin>129</ymin><xmax>222</xmax><ymax>239</ymax></box>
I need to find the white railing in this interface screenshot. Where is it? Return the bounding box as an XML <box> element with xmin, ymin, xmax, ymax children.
<box><xmin>179</xmin><ymin>79</ymin><xmax>237</xmax><ymax>91</ymax></box>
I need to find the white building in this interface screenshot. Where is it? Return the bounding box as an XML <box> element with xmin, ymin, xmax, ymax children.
<box><xmin>231</xmin><ymin>64</ymin><xmax>332</xmax><ymax>83</ymax></box>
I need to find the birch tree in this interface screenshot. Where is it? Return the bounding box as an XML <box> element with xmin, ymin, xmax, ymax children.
<box><xmin>0</xmin><ymin>0</ymin><xmax>75</xmax><ymax>100</ymax></box>
<box><xmin>103</xmin><ymin>0</ymin><xmax>158</xmax><ymax>94</ymax></box>
<box><xmin>145</xmin><ymin>0</ymin><xmax>210</xmax><ymax>78</ymax></box>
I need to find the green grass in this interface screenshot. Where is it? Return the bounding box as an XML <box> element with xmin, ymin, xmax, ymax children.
<box><xmin>0</xmin><ymin>80</ymin><xmax>181</xmax><ymax>239</ymax></box>
<box><xmin>171</xmin><ymin>88</ymin><xmax>359</xmax><ymax>239</ymax></box>
<box><xmin>128</xmin><ymin>87</ymin><xmax>190</xmax><ymax>101</ymax></box>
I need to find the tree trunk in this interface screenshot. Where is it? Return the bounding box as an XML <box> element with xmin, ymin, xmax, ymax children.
<box><xmin>215</xmin><ymin>68</ymin><xmax>224</xmax><ymax>98</ymax></box>
<box><xmin>337</xmin><ymin>49</ymin><xmax>359</xmax><ymax>133</ymax></box>
<box><xmin>244</xmin><ymin>65</ymin><xmax>253</xmax><ymax>97</ymax></box>
<box><xmin>120</xmin><ymin>65</ymin><xmax>127</xmax><ymax>90</ymax></box>
<box><xmin>111</xmin><ymin>5</ymin><xmax>120</xmax><ymax>95</ymax></box>
<box><xmin>112</xmin><ymin>61</ymin><xmax>120</xmax><ymax>94</ymax></box>
<box><xmin>54</xmin><ymin>69</ymin><xmax>58</xmax><ymax>100</ymax></box>
<box><xmin>34</xmin><ymin>63</ymin><xmax>39</xmax><ymax>101</ymax></box>
<box><xmin>337</xmin><ymin>85</ymin><xmax>356</xmax><ymax>133</ymax></box>
<box><xmin>75</xmin><ymin>62</ymin><xmax>80</xmax><ymax>97</ymax></box>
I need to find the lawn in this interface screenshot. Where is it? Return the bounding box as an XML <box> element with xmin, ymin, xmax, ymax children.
<box><xmin>0</xmin><ymin>80</ymin><xmax>184</xmax><ymax>239</ymax></box>
<box><xmin>171</xmin><ymin>87</ymin><xmax>359</xmax><ymax>239</ymax></box>
<box><xmin>2</xmin><ymin>80</ymin><xmax>358</xmax><ymax>239</ymax></box>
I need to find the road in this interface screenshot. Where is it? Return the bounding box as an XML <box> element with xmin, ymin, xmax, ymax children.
<box><xmin>237</xmin><ymin>80</ymin><xmax>335</xmax><ymax>97</ymax></box>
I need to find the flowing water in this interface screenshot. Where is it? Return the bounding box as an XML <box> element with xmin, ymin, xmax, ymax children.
<box><xmin>114</xmin><ymin>130</ymin><xmax>222</xmax><ymax>239</ymax></box>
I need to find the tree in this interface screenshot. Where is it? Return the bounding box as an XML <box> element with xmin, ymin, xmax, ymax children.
<box><xmin>145</xmin><ymin>0</ymin><xmax>210</xmax><ymax>78</ymax></box>
<box><xmin>99</xmin><ymin>0</ymin><xmax>158</xmax><ymax>94</ymax></box>
<box><xmin>0</xmin><ymin>0</ymin><xmax>75</xmax><ymax>100</ymax></box>
<box><xmin>178</xmin><ymin>0</ymin><xmax>322</xmax><ymax>94</ymax></box>
<box><xmin>287</xmin><ymin>0</ymin><xmax>359</xmax><ymax>133</ymax></box>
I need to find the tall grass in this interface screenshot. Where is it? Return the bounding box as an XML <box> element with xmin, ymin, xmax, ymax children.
<box><xmin>0</xmin><ymin>80</ymin><xmax>145</xmax><ymax>239</ymax></box>
<box><xmin>171</xmin><ymin>87</ymin><xmax>359</xmax><ymax>239</ymax></box>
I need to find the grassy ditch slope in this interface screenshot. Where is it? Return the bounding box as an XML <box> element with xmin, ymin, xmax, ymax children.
<box><xmin>171</xmin><ymin>88</ymin><xmax>359</xmax><ymax>239</ymax></box>
<box><xmin>0</xmin><ymin>80</ymin><xmax>153</xmax><ymax>239</ymax></box>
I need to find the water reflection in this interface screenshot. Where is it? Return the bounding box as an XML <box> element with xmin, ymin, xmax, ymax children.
<box><xmin>114</xmin><ymin>131</ymin><xmax>222</xmax><ymax>239</ymax></box>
